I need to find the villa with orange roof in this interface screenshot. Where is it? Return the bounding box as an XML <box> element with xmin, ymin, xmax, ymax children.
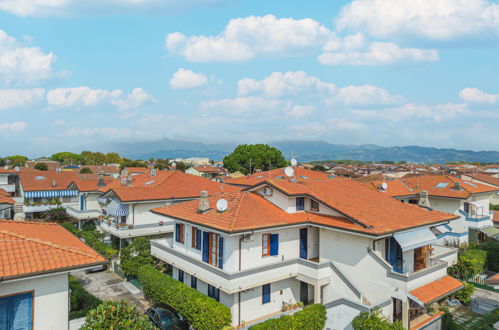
<box><xmin>149</xmin><ymin>177</ymin><xmax>462</xmax><ymax>329</ymax></box>
<box><xmin>0</xmin><ymin>220</ymin><xmax>106</xmax><ymax>329</ymax></box>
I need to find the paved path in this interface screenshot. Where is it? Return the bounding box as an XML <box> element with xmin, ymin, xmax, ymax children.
<box><xmin>71</xmin><ymin>270</ymin><xmax>150</xmax><ymax>313</ymax></box>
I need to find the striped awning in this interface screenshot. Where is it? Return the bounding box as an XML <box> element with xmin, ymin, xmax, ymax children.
<box><xmin>106</xmin><ymin>199</ymin><xmax>129</xmax><ymax>216</ymax></box>
<box><xmin>25</xmin><ymin>190</ymin><xmax>78</xmax><ymax>198</ymax></box>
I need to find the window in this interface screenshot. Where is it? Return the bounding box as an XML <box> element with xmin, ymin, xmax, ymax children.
<box><xmin>119</xmin><ymin>215</ymin><xmax>127</xmax><ymax>224</ymax></box>
<box><xmin>178</xmin><ymin>269</ymin><xmax>184</xmax><ymax>283</ymax></box>
<box><xmin>208</xmin><ymin>285</ymin><xmax>220</xmax><ymax>302</ymax></box>
<box><xmin>296</xmin><ymin>197</ymin><xmax>305</xmax><ymax>211</ymax></box>
<box><xmin>310</xmin><ymin>200</ymin><xmax>319</xmax><ymax>212</ymax></box>
<box><xmin>0</xmin><ymin>292</ymin><xmax>33</xmax><ymax>330</ymax></box>
<box><xmin>192</xmin><ymin>227</ymin><xmax>201</xmax><ymax>250</ymax></box>
<box><xmin>262</xmin><ymin>284</ymin><xmax>271</xmax><ymax>304</ymax></box>
<box><xmin>202</xmin><ymin>232</ymin><xmax>224</xmax><ymax>269</ymax></box>
<box><xmin>175</xmin><ymin>223</ymin><xmax>184</xmax><ymax>244</ymax></box>
<box><xmin>191</xmin><ymin>276</ymin><xmax>197</xmax><ymax>289</ymax></box>
<box><xmin>262</xmin><ymin>234</ymin><xmax>279</xmax><ymax>257</ymax></box>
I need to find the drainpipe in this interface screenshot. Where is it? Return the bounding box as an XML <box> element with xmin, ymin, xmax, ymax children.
<box><xmin>238</xmin><ymin>291</ymin><xmax>242</xmax><ymax>327</ymax></box>
<box><xmin>239</xmin><ymin>236</ymin><xmax>243</xmax><ymax>271</ymax></box>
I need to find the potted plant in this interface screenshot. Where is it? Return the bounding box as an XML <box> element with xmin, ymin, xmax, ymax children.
<box><xmin>127</xmin><ymin>224</ymin><xmax>134</xmax><ymax>229</ymax></box>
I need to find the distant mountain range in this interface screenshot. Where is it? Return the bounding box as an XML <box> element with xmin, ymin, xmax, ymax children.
<box><xmin>111</xmin><ymin>138</ymin><xmax>499</xmax><ymax>163</ymax></box>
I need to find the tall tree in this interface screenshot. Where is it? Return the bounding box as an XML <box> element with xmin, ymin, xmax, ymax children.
<box><xmin>34</xmin><ymin>162</ymin><xmax>48</xmax><ymax>171</ymax></box>
<box><xmin>51</xmin><ymin>152</ymin><xmax>83</xmax><ymax>165</ymax></box>
<box><xmin>223</xmin><ymin>144</ymin><xmax>287</xmax><ymax>175</ymax></box>
<box><xmin>6</xmin><ymin>155</ymin><xmax>28</xmax><ymax>168</ymax></box>
<box><xmin>104</xmin><ymin>152</ymin><xmax>121</xmax><ymax>164</ymax></box>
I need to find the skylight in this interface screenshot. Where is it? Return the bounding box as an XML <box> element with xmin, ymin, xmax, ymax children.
<box><xmin>35</xmin><ymin>176</ymin><xmax>46</xmax><ymax>180</ymax></box>
<box><xmin>464</xmin><ymin>182</ymin><xmax>477</xmax><ymax>187</ymax></box>
<box><xmin>435</xmin><ymin>183</ymin><xmax>449</xmax><ymax>188</ymax></box>
<box><xmin>256</xmin><ymin>175</ymin><xmax>264</xmax><ymax>179</ymax></box>
<box><xmin>300</xmin><ymin>176</ymin><xmax>308</xmax><ymax>179</ymax></box>
<box><xmin>145</xmin><ymin>180</ymin><xmax>155</xmax><ymax>185</ymax></box>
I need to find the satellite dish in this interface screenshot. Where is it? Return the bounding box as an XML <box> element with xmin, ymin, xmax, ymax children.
<box><xmin>14</xmin><ymin>166</ymin><xmax>19</xmax><ymax>172</ymax></box>
<box><xmin>290</xmin><ymin>158</ymin><xmax>297</xmax><ymax>166</ymax></box>
<box><xmin>381</xmin><ymin>182</ymin><xmax>388</xmax><ymax>190</ymax></box>
<box><xmin>284</xmin><ymin>167</ymin><xmax>294</xmax><ymax>178</ymax></box>
<box><xmin>216</xmin><ymin>198</ymin><xmax>228</xmax><ymax>212</ymax></box>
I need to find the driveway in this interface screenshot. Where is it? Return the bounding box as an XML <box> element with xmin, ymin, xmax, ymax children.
<box><xmin>71</xmin><ymin>270</ymin><xmax>150</xmax><ymax>313</ymax></box>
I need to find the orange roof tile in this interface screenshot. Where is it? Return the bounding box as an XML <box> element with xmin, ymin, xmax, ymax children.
<box><xmin>410</xmin><ymin>276</ymin><xmax>464</xmax><ymax>305</ymax></box>
<box><xmin>125</xmin><ymin>167</ymin><xmax>148</xmax><ymax>173</ymax></box>
<box><xmin>0</xmin><ymin>220</ymin><xmax>106</xmax><ymax>279</ymax></box>
<box><xmin>19</xmin><ymin>170</ymin><xmax>78</xmax><ymax>192</ymax></box>
<box><xmin>0</xmin><ymin>188</ymin><xmax>15</xmax><ymax>205</ymax></box>
<box><xmin>362</xmin><ymin>180</ymin><xmax>415</xmax><ymax>197</ymax></box>
<box><xmin>485</xmin><ymin>273</ymin><xmax>499</xmax><ymax>285</ymax></box>
<box><xmin>224</xmin><ymin>167</ymin><xmax>330</xmax><ymax>186</ymax></box>
<box><xmin>464</xmin><ymin>173</ymin><xmax>499</xmax><ymax>187</ymax></box>
<box><xmin>403</xmin><ymin>175</ymin><xmax>499</xmax><ymax>199</ymax></box>
<box><xmin>191</xmin><ymin>165</ymin><xmax>226</xmax><ymax>174</ymax></box>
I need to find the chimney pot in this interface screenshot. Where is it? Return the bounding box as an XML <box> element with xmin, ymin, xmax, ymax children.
<box><xmin>418</xmin><ymin>190</ymin><xmax>431</xmax><ymax>208</ymax></box>
<box><xmin>51</xmin><ymin>179</ymin><xmax>57</xmax><ymax>187</ymax></box>
<box><xmin>127</xmin><ymin>174</ymin><xmax>133</xmax><ymax>187</ymax></box>
<box><xmin>198</xmin><ymin>190</ymin><xmax>210</xmax><ymax>213</ymax></box>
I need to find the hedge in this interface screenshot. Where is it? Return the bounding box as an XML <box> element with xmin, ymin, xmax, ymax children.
<box><xmin>69</xmin><ymin>276</ymin><xmax>102</xmax><ymax>319</ymax></box>
<box><xmin>138</xmin><ymin>265</ymin><xmax>231</xmax><ymax>330</ymax></box>
<box><xmin>248</xmin><ymin>304</ymin><xmax>326</xmax><ymax>330</ymax></box>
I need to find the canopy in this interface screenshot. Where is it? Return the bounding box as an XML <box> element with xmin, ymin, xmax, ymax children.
<box><xmin>394</xmin><ymin>227</ymin><xmax>438</xmax><ymax>252</ymax></box>
<box><xmin>25</xmin><ymin>190</ymin><xmax>78</xmax><ymax>198</ymax></box>
<box><xmin>480</xmin><ymin>226</ymin><xmax>499</xmax><ymax>240</ymax></box>
<box><xmin>106</xmin><ymin>199</ymin><xmax>129</xmax><ymax>217</ymax></box>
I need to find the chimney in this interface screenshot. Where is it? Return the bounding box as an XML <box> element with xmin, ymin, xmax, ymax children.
<box><xmin>120</xmin><ymin>169</ymin><xmax>128</xmax><ymax>186</ymax></box>
<box><xmin>56</xmin><ymin>167</ymin><xmax>62</xmax><ymax>172</ymax></box>
<box><xmin>151</xmin><ymin>168</ymin><xmax>157</xmax><ymax>177</ymax></box>
<box><xmin>51</xmin><ymin>179</ymin><xmax>57</xmax><ymax>187</ymax></box>
<box><xmin>127</xmin><ymin>174</ymin><xmax>133</xmax><ymax>187</ymax></box>
<box><xmin>452</xmin><ymin>181</ymin><xmax>461</xmax><ymax>190</ymax></box>
<box><xmin>418</xmin><ymin>190</ymin><xmax>431</xmax><ymax>208</ymax></box>
<box><xmin>197</xmin><ymin>190</ymin><xmax>210</xmax><ymax>213</ymax></box>
<box><xmin>97</xmin><ymin>175</ymin><xmax>106</xmax><ymax>187</ymax></box>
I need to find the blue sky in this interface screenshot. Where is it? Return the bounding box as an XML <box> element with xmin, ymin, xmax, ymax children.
<box><xmin>1</xmin><ymin>0</ymin><xmax>499</xmax><ymax>157</ymax></box>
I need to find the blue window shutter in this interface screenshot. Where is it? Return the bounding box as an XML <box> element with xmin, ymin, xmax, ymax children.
<box><xmin>175</xmin><ymin>223</ymin><xmax>180</xmax><ymax>243</ymax></box>
<box><xmin>218</xmin><ymin>236</ymin><xmax>224</xmax><ymax>269</ymax></box>
<box><xmin>202</xmin><ymin>231</ymin><xmax>210</xmax><ymax>262</ymax></box>
<box><xmin>196</xmin><ymin>229</ymin><xmax>202</xmax><ymax>250</ymax></box>
<box><xmin>0</xmin><ymin>296</ymin><xmax>9</xmax><ymax>330</ymax></box>
<box><xmin>9</xmin><ymin>292</ymin><xmax>33</xmax><ymax>330</ymax></box>
<box><xmin>262</xmin><ymin>284</ymin><xmax>271</xmax><ymax>304</ymax></box>
<box><xmin>270</xmin><ymin>234</ymin><xmax>279</xmax><ymax>256</ymax></box>
<box><xmin>296</xmin><ymin>197</ymin><xmax>304</xmax><ymax>211</ymax></box>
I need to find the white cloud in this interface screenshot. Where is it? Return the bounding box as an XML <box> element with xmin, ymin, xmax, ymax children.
<box><xmin>353</xmin><ymin>103</ymin><xmax>468</xmax><ymax>122</ymax></box>
<box><xmin>166</xmin><ymin>15</ymin><xmax>332</xmax><ymax>62</ymax></box>
<box><xmin>110</xmin><ymin>87</ymin><xmax>155</xmax><ymax>111</ymax></box>
<box><xmin>0</xmin><ymin>121</ymin><xmax>28</xmax><ymax>133</ymax></box>
<box><xmin>319</xmin><ymin>41</ymin><xmax>438</xmax><ymax>66</ymax></box>
<box><xmin>0</xmin><ymin>29</ymin><xmax>58</xmax><ymax>85</ymax></box>
<box><xmin>459</xmin><ymin>87</ymin><xmax>499</xmax><ymax>104</ymax></box>
<box><xmin>336</xmin><ymin>0</ymin><xmax>499</xmax><ymax>41</ymax></box>
<box><xmin>202</xmin><ymin>96</ymin><xmax>289</xmax><ymax>116</ymax></box>
<box><xmin>46</xmin><ymin>86</ymin><xmax>154</xmax><ymax>110</ymax></box>
<box><xmin>0</xmin><ymin>88</ymin><xmax>45</xmax><ymax>110</ymax></box>
<box><xmin>0</xmin><ymin>0</ymin><xmax>232</xmax><ymax>17</ymax></box>
<box><xmin>288</xmin><ymin>105</ymin><xmax>315</xmax><ymax>119</ymax></box>
<box><xmin>238</xmin><ymin>71</ymin><xmax>335</xmax><ymax>97</ymax></box>
<box><xmin>169</xmin><ymin>68</ymin><xmax>208</xmax><ymax>89</ymax></box>
<box><xmin>325</xmin><ymin>85</ymin><xmax>403</xmax><ymax>106</ymax></box>
<box><xmin>61</xmin><ymin>127</ymin><xmax>132</xmax><ymax>138</ymax></box>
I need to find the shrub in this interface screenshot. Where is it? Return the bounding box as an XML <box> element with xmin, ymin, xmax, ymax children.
<box><xmin>34</xmin><ymin>162</ymin><xmax>48</xmax><ymax>171</ymax></box>
<box><xmin>120</xmin><ymin>237</ymin><xmax>154</xmax><ymax>277</ymax></box>
<box><xmin>81</xmin><ymin>230</ymin><xmax>117</xmax><ymax>260</ymax></box>
<box><xmin>138</xmin><ymin>265</ymin><xmax>231</xmax><ymax>330</ymax></box>
<box><xmin>69</xmin><ymin>276</ymin><xmax>102</xmax><ymax>319</ymax></box>
<box><xmin>81</xmin><ymin>221</ymin><xmax>96</xmax><ymax>232</ymax></box>
<box><xmin>475</xmin><ymin>240</ymin><xmax>499</xmax><ymax>272</ymax></box>
<box><xmin>468</xmin><ymin>308</ymin><xmax>499</xmax><ymax>330</ymax></box>
<box><xmin>62</xmin><ymin>222</ymin><xmax>80</xmax><ymax>236</ymax></box>
<box><xmin>41</xmin><ymin>206</ymin><xmax>69</xmax><ymax>222</ymax></box>
<box><xmin>448</xmin><ymin>249</ymin><xmax>487</xmax><ymax>280</ymax></box>
<box><xmin>441</xmin><ymin>311</ymin><xmax>460</xmax><ymax>330</ymax></box>
<box><xmin>81</xmin><ymin>300</ymin><xmax>154</xmax><ymax>329</ymax></box>
<box><xmin>79</xmin><ymin>167</ymin><xmax>93</xmax><ymax>174</ymax></box>
<box><xmin>249</xmin><ymin>304</ymin><xmax>326</xmax><ymax>330</ymax></box>
<box><xmin>352</xmin><ymin>309</ymin><xmax>404</xmax><ymax>330</ymax></box>
<box><xmin>451</xmin><ymin>283</ymin><xmax>474</xmax><ymax>304</ymax></box>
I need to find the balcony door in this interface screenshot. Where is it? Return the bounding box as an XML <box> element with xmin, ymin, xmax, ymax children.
<box><xmin>299</xmin><ymin>228</ymin><xmax>308</xmax><ymax>260</ymax></box>
<box><xmin>386</xmin><ymin>237</ymin><xmax>403</xmax><ymax>273</ymax></box>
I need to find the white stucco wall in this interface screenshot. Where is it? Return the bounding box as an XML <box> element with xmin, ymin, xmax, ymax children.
<box><xmin>0</xmin><ymin>273</ymin><xmax>69</xmax><ymax>330</ymax></box>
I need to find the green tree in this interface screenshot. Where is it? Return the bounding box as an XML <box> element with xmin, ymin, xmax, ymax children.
<box><xmin>447</xmin><ymin>249</ymin><xmax>487</xmax><ymax>280</ymax></box>
<box><xmin>79</xmin><ymin>167</ymin><xmax>93</xmax><ymax>174</ymax></box>
<box><xmin>352</xmin><ymin>309</ymin><xmax>404</xmax><ymax>330</ymax></box>
<box><xmin>34</xmin><ymin>162</ymin><xmax>48</xmax><ymax>171</ymax></box>
<box><xmin>6</xmin><ymin>155</ymin><xmax>28</xmax><ymax>167</ymax></box>
<box><xmin>51</xmin><ymin>152</ymin><xmax>83</xmax><ymax>165</ymax></box>
<box><xmin>223</xmin><ymin>144</ymin><xmax>287</xmax><ymax>175</ymax></box>
<box><xmin>312</xmin><ymin>164</ymin><xmax>327</xmax><ymax>171</ymax></box>
<box><xmin>452</xmin><ymin>283</ymin><xmax>474</xmax><ymax>304</ymax></box>
<box><xmin>120</xmin><ymin>237</ymin><xmax>154</xmax><ymax>277</ymax></box>
<box><xmin>174</xmin><ymin>161</ymin><xmax>190</xmax><ymax>172</ymax></box>
<box><xmin>81</xmin><ymin>300</ymin><xmax>154</xmax><ymax>330</ymax></box>
<box><xmin>104</xmin><ymin>152</ymin><xmax>121</xmax><ymax>164</ymax></box>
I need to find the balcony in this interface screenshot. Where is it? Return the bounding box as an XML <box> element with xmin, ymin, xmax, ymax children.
<box><xmin>459</xmin><ymin>209</ymin><xmax>493</xmax><ymax>229</ymax></box>
<box><xmin>0</xmin><ymin>184</ymin><xmax>15</xmax><ymax>193</ymax></box>
<box><xmin>64</xmin><ymin>203</ymin><xmax>102</xmax><ymax>220</ymax></box>
<box><xmin>151</xmin><ymin>238</ymin><xmax>331</xmax><ymax>294</ymax></box>
<box><xmin>99</xmin><ymin>220</ymin><xmax>173</xmax><ymax>239</ymax></box>
<box><xmin>23</xmin><ymin>204</ymin><xmax>59</xmax><ymax>213</ymax></box>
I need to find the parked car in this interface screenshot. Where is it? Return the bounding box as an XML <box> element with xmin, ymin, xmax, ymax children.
<box><xmin>145</xmin><ymin>305</ymin><xmax>190</xmax><ymax>330</ymax></box>
<box><xmin>84</xmin><ymin>264</ymin><xmax>107</xmax><ymax>274</ymax></box>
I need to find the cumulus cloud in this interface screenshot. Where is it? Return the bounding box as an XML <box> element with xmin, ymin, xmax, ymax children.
<box><xmin>353</xmin><ymin>103</ymin><xmax>468</xmax><ymax>122</ymax></box>
<box><xmin>238</xmin><ymin>71</ymin><xmax>335</xmax><ymax>97</ymax></box>
<box><xmin>459</xmin><ymin>87</ymin><xmax>499</xmax><ymax>104</ymax></box>
<box><xmin>0</xmin><ymin>88</ymin><xmax>45</xmax><ymax>110</ymax></box>
<box><xmin>0</xmin><ymin>29</ymin><xmax>58</xmax><ymax>85</ymax></box>
<box><xmin>166</xmin><ymin>15</ymin><xmax>332</xmax><ymax>62</ymax></box>
<box><xmin>325</xmin><ymin>85</ymin><xmax>404</xmax><ymax>106</ymax></box>
<box><xmin>288</xmin><ymin>105</ymin><xmax>315</xmax><ymax>119</ymax></box>
<box><xmin>0</xmin><ymin>121</ymin><xmax>28</xmax><ymax>133</ymax></box>
<box><xmin>0</xmin><ymin>0</ymin><xmax>232</xmax><ymax>17</ymax></box>
<box><xmin>46</xmin><ymin>86</ymin><xmax>154</xmax><ymax>110</ymax></box>
<box><xmin>336</xmin><ymin>0</ymin><xmax>499</xmax><ymax>41</ymax></box>
<box><xmin>202</xmin><ymin>96</ymin><xmax>289</xmax><ymax>116</ymax></box>
<box><xmin>169</xmin><ymin>68</ymin><xmax>208</xmax><ymax>89</ymax></box>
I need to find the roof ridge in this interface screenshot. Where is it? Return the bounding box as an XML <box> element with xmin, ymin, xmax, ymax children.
<box><xmin>0</xmin><ymin>229</ymin><xmax>99</xmax><ymax>260</ymax></box>
<box><xmin>229</xmin><ymin>191</ymin><xmax>246</xmax><ymax>231</ymax></box>
<box><xmin>0</xmin><ymin>219</ymin><xmax>58</xmax><ymax>226</ymax></box>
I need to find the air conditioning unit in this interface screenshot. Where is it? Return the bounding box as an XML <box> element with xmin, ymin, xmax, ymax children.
<box><xmin>243</xmin><ymin>234</ymin><xmax>254</xmax><ymax>242</ymax></box>
<box><xmin>263</xmin><ymin>187</ymin><xmax>273</xmax><ymax>196</ymax></box>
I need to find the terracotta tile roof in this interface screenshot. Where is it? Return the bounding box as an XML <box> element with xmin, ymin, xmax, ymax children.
<box><xmin>26</xmin><ymin>160</ymin><xmax>60</xmax><ymax>171</ymax></box>
<box><xmin>0</xmin><ymin>168</ymin><xmax>16</xmax><ymax>174</ymax></box>
<box><xmin>19</xmin><ymin>170</ymin><xmax>78</xmax><ymax>192</ymax></box>
<box><xmin>464</xmin><ymin>173</ymin><xmax>499</xmax><ymax>187</ymax></box>
<box><xmin>410</xmin><ymin>276</ymin><xmax>464</xmax><ymax>305</ymax></box>
<box><xmin>224</xmin><ymin>167</ymin><xmax>330</xmax><ymax>186</ymax></box>
<box><xmin>256</xmin><ymin>179</ymin><xmax>456</xmax><ymax>234</ymax></box>
<box><xmin>125</xmin><ymin>167</ymin><xmax>148</xmax><ymax>174</ymax></box>
<box><xmin>105</xmin><ymin>170</ymin><xmax>240</xmax><ymax>202</ymax></box>
<box><xmin>362</xmin><ymin>180</ymin><xmax>415</xmax><ymax>197</ymax></box>
<box><xmin>403</xmin><ymin>175</ymin><xmax>499</xmax><ymax>199</ymax></box>
<box><xmin>485</xmin><ymin>273</ymin><xmax>499</xmax><ymax>285</ymax></box>
<box><xmin>354</xmin><ymin>174</ymin><xmax>386</xmax><ymax>182</ymax></box>
<box><xmin>0</xmin><ymin>189</ymin><xmax>15</xmax><ymax>204</ymax></box>
<box><xmin>78</xmin><ymin>165</ymin><xmax>120</xmax><ymax>174</ymax></box>
<box><xmin>0</xmin><ymin>220</ymin><xmax>106</xmax><ymax>279</ymax></box>
<box><xmin>73</xmin><ymin>176</ymin><xmax>114</xmax><ymax>192</ymax></box>
<box><xmin>191</xmin><ymin>165</ymin><xmax>226</xmax><ymax>174</ymax></box>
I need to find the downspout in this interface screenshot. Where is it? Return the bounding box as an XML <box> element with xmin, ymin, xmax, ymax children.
<box><xmin>239</xmin><ymin>236</ymin><xmax>243</xmax><ymax>271</ymax></box>
<box><xmin>238</xmin><ymin>291</ymin><xmax>242</xmax><ymax>327</ymax></box>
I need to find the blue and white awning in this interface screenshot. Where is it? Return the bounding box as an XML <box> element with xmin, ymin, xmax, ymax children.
<box><xmin>106</xmin><ymin>199</ymin><xmax>129</xmax><ymax>216</ymax></box>
<box><xmin>25</xmin><ymin>190</ymin><xmax>78</xmax><ymax>198</ymax></box>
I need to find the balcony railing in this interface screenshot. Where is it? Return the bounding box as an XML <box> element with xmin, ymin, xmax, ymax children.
<box><xmin>64</xmin><ymin>204</ymin><xmax>102</xmax><ymax>220</ymax></box>
<box><xmin>99</xmin><ymin>220</ymin><xmax>173</xmax><ymax>238</ymax></box>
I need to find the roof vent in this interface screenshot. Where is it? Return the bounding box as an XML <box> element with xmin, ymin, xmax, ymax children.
<box><xmin>51</xmin><ymin>179</ymin><xmax>57</xmax><ymax>187</ymax></box>
<box><xmin>97</xmin><ymin>175</ymin><xmax>106</xmax><ymax>187</ymax></box>
<box><xmin>197</xmin><ymin>190</ymin><xmax>210</xmax><ymax>213</ymax></box>
<box><xmin>452</xmin><ymin>181</ymin><xmax>462</xmax><ymax>190</ymax></box>
<box><xmin>56</xmin><ymin>167</ymin><xmax>62</xmax><ymax>172</ymax></box>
